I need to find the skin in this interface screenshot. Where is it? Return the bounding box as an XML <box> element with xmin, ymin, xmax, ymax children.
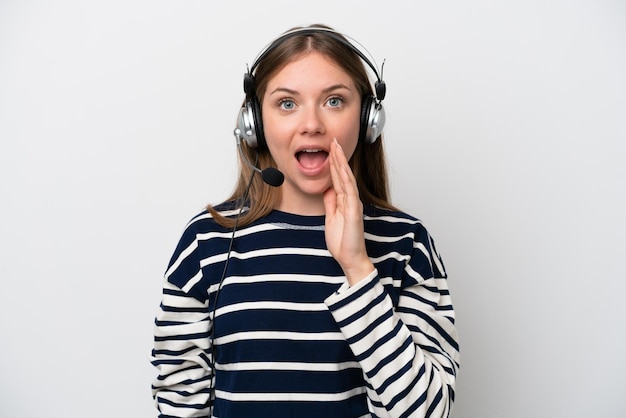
<box><xmin>261</xmin><ymin>51</ymin><xmax>375</xmax><ymax>286</ymax></box>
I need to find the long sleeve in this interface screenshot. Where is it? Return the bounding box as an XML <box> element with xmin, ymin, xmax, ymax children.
<box><xmin>325</xmin><ymin>220</ymin><xmax>459</xmax><ymax>418</ymax></box>
<box><xmin>151</xmin><ymin>214</ymin><xmax>219</xmax><ymax>417</ymax></box>
<box><xmin>151</xmin><ymin>281</ymin><xmax>213</xmax><ymax>417</ymax></box>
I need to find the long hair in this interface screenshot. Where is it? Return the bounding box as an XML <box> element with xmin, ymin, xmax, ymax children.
<box><xmin>208</xmin><ymin>24</ymin><xmax>396</xmax><ymax>227</ymax></box>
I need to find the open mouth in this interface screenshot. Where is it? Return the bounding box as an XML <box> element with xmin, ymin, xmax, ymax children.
<box><xmin>296</xmin><ymin>149</ymin><xmax>329</xmax><ymax>169</ymax></box>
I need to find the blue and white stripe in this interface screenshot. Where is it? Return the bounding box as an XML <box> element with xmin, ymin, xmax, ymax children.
<box><xmin>152</xmin><ymin>204</ymin><xmax>459</xmax><ymax>417</ymax></box>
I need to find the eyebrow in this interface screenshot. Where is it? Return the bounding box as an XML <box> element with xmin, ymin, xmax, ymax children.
<box><xmin>268</xmin><ymin>83</ymin><xmax>353</xmax><ymax>96</ymax></box>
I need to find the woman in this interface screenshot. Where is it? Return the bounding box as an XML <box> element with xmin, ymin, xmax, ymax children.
<box><xmin>152</xmin><ymin>24</ymin><xmax>460</xmax><ymax>418</ymax></box>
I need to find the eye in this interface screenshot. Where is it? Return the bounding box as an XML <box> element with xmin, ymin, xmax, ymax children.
<box><xmin>278</xmin><ymin>99</ymin><xmax>295</xmax><ymax>110</ymax></box>
<box><xmin>326</xmin><ymin>96</ymin><xmax>344</xmax><ymax>108</ymax></box>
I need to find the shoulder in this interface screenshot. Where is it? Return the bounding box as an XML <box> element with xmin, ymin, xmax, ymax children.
<box><xmin>168</xmin><ymin>203</ymin><xmax>241</xmax><ymax>262</ymax></box>
<box><xmin>164</xmin><ymin>204</ymin><xmax>242</xmax><ymax>299</ymax></box>
<box><xmin>363</xmin><ymin>204</ymin><xmax>441</xmax><ymax>258</ymax></box>
<box><xmin>181</xmin><ymin>202</ymin><xmax>243</xmax><ymax>233</ymax></box>
<box><xmin>363</xmin><ymin>204</ymin><xmax>426</xmax><ymax>233</ymax></box>
<box><xmin>364</xmin><ymin>205</ymin><xmax>447</xmax><ymax>280</ymax></box>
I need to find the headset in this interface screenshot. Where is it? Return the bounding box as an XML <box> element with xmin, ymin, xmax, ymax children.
<box><xmin>236</xmin><ymin>26</ymin><xmax>387</xmax><ymax>149</ymax></box>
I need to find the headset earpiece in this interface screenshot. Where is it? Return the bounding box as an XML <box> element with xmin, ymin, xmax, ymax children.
<box><xmin>237</xmin><ymin>71</ymin><xmax>266</xmax><ymax>148</ymax></box>
<box><xmin>360</xmin><ymin>96</ymin><xmax>386</xmax><ymax>144</ymax></box>
<box><xmin>236</xmin><ymin>95</ymin><xmax>265</xmax><ymax>149</ymax></box>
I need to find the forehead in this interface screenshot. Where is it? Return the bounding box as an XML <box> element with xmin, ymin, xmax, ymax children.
<box><xmin>266</xmin><ymin>51</ymin><xmax>354</xmax><ymax>87</ymax></box>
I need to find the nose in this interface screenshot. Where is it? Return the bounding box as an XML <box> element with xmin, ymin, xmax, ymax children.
<box><xmin>299</xmin><ymin>105</ymin><xmax>325</xmax><ymax>136</ymax></box>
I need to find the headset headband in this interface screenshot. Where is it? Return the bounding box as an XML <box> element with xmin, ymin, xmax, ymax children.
<box><xmin>245</xmin><ymin>27</ymin><xmax>386</xmax><ymax>101</ymax></box>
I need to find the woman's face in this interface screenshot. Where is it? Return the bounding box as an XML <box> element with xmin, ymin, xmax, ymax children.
<box><xmin>261</xmin><ymin>51</ymin><xmax>362</xmax><ymax>215</ymax></box>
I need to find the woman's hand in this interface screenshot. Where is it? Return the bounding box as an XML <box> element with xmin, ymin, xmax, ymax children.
<box><xmin>323</xmin><ymin>138</ymin><xmax>375</xmax><ymax>286</ymax></box>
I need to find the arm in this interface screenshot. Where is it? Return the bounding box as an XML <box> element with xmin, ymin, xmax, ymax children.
<box><xmin>152</xmin><ymin>282</ymin><xmax>213</xmax><ymax>418</ymax></box>
<box><xmin>151</xmin><ymin>221</ymin><xmax>214</xmax><ymax>418</ymax></box>
<box><xmin>323</xmin><ymin>139</ymin><xmax>459</xmax><ymax>417</ymax></box>
<box><xmin>325</xmin><ymin>233</ymin><xmax>459</xmax><ymax>418</ymax></box>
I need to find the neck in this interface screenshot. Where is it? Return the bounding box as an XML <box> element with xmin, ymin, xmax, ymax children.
<box><xmin>276</xmin><ymin>194</ymin><xmax>325</xmax><ymax>216</ymax></box>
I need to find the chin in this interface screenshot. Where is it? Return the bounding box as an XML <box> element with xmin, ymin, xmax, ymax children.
<box><xmin>294</xmin><ymin>178</ymin><xmax>332</xmax><ymax>196</ymax></box>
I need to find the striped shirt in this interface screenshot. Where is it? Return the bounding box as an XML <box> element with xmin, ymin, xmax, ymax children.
<box><xmin>151</xmin><ymin>204</ymin><xmax>459</xmax><ymax>417</ymax></box>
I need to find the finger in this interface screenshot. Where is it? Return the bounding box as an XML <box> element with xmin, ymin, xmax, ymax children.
<box><xmin>323</xmin><ymin>185</ymin><xmax>337</xmax><ymax>216</ymax></box>
<box><xmin>332</xmin><ymin>139</ymin><xmax>359</xmax><ymax>201</ymax></box>
<box><xmin>329</xmin><ymin>139</ymin><xmax>345</xmax><ymax>196</ymax></box>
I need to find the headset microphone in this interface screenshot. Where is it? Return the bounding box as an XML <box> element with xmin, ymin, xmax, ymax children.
<box><xmin>234</xmin><ymin>128</ymin><xmax>284</xmax><ymax>187</ymax></box>
<box><xmin>260</xmin><ymin>167</ymin><xmax>284</xmax><ymax>187</ymax></box>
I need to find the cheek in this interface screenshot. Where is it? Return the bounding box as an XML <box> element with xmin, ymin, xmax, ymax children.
<box><xmin>333</xmin><ymin>115</ymin><xmax>361</xmax><ymax>155</ymax></box>
<box><xmin>263</xmin><ymin>126</ymin><xmax>291</xmax><ymax>157</ymax></box>
<box><xmin>261</xmin><ymin>108</ymin><xmax>294</xmax><ymax>145</ymax></box>
<box><xmin>263</xmin><ymin>126</ymin><xmax>292</xmax><ymax>167</ymax></box>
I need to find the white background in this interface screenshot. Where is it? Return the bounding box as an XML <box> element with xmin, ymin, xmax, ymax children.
<box><xmin>1</xmin><ymin>1</ymin><xmax>624</xmax><ymax>417</ymax></box>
